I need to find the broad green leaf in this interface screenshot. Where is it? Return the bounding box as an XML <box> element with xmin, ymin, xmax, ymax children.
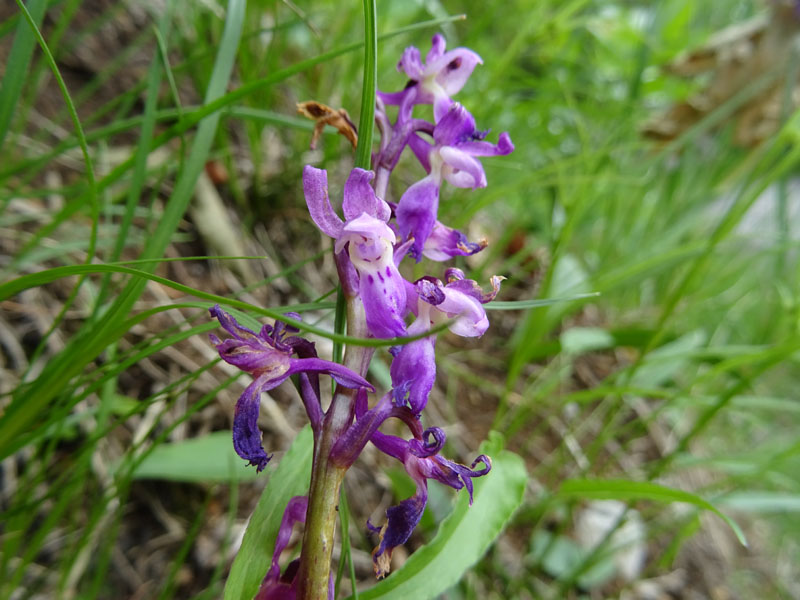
<box><xmin>349</xmin><ymin>432</ymin><xmax>527</xmax><ymax>600</ymax></box>
<box><xmin>132</xmin><ymin>432</ymin><xmax>260</xmax><ymax>482</ymax></box>
<box><xmin>556</xmin><ymin>479</ymin><xmax>747</xmax><ymax>546</ymax></box>
<box><xmin>224</xmin><ymin>426</ymin><xmax>313</xmax><ymax>600</ymax></box>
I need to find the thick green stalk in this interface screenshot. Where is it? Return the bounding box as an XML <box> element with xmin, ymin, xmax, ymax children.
<box><xmin>297</xmin><ymin>297</ymin><xmax>372</xmax><ymax>598</ymax></box>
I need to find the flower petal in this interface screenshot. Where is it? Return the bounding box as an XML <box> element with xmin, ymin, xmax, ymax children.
<box><xmin>288</xmin><ymin>357</ymin><xmax>374</xmax><ymax>392</ymax></box>
<box><xmin>398</xmin><ymin>45</ymin><xmax>424</xmax><ymax>80</ymax></box>
<box><xmin>444</xmin><ymin>270</ymin><xmax>504</xmax><ymax>303</ymax></box>
<box><xmin>337</xmin><ymin>213</ymin><xmax>396</xmax><ymax>257</ymax></box>
<box><xmin>433</xmin><ymin>103</ymin><xmax>477</xmax><ymax>146</ymax></box>
<box><xmin>209</xmin><ymin>304</ymin><xmax>260</xmax><ymax>343</ymax></box>
<box><xmin>233</xmin><ymin>376</ymin><xmax>276</xmax><ymax>472</ymax></box>
<box><xmin>359</xmin><ymin>261</ymin><xmax>408</xmax><ymax>339</ymax></box>
<box><xmin>371</xmin><ymin>484</ymin><xmax>428</xmax><ymax>579</ymax></box>
<box><xmin>423</xmin><ymin>221</ymin><xmax>487</xmax><ymax>261</ymax></box>
<box><xmin>342</xmin><ymin>168</ymin><xmax>391</xmax><ymax>222</ymax></box>
<box><xmin>436</xmin><ymin>286</ymin><xmax>489</xmax><ymax>337</ymax></box>
<box><xmin>456</xmin><ymin>131</ymin><xmax>514</xmax><ymax>157</ymax></box>
<box><xmin>439</xmin><ymin>145</ymin><xmax>487</xmax><ymax>189</ymax></box>
<box><xmin>425</xmin><ymin>33</ymin><xmax>446</xmax><ymax>64</ymax></box>
<box><xmin>302</xmin><ymin>165</ymin><xmax>344</xmax><ymax>238</ymax></box>
<box><xmin>429</xmin><ymin>48</ymin><xmax>483</xmax><ymax>97</ymax></box>
<box><xmin>390</xmin><ymin>334</ymin><xmax>436</xmax><ymax>414</ymax></box>
<box><xmin>396</xmin><ymin>175</ymin><xmax>440</xmax><ymax>261</ymax></box>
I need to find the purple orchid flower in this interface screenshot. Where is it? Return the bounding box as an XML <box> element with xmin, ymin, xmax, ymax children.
<box><xmin>209</xmin><ymin>305</ymin><xmax>373</xmax><ymax>472</ymax></box>
<box><xmin>368</xmin><ymin>427</ymin><xmax>491</xmax><ymax>579</ymax></box>
<box><xmin>303</xmin><ymin>166</ymin><xmax>408</xmax><ymax>338</ymax></box>
<box><xmin>396</xmin><ymin>103</ymin><xmax>514</xmax><ymax>260</ymax></box>
<box><xmin>389</xmin><ymin>270</ymin><xmax>503</xmax><ymax>413</ymax></box>
<box><xmin>378</xmin><ymin>33</ymin><xmax>483</xmax><ymax>123</ymax></box>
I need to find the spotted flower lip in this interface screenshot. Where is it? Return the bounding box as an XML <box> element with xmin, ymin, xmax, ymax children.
<box><xmin>209</xmin><ymin>305</ymin><xmax>373</xmax><ymax>471</ymax></box>
<box><xmin>378</xmin><ymin>33</ymin><xmax>483</xmax><ymax>122</ymax></box>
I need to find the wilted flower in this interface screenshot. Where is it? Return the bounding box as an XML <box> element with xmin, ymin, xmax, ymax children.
<box><xmin>209</xmin><ymin>305</ymin><xmax>372</xmax><ymax>471</ymax></box>
<box><xmin>367</xmin><ymin>426</ymin><xmax>490</xmax><ymax>579</ymax></box>
<box><xmin>325</xmin><ymin>389</ymin><xmax>491</xmax><ymax>578</ymax></box>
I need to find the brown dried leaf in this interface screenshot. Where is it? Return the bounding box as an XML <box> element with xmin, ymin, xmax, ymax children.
<box><xmin>296</xmin><ymin>100</ymin><xmax>358</xmax><ymax>150</ymax></box>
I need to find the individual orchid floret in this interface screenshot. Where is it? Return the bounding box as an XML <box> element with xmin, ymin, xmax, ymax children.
<box><xmin>378</xmin><ymin>33</ymin><xmax>483</xmax><ymax>122</ymax></box>
<box><xmin>397</xmin><ymin>103</ymin><xmax>514</xmax><ymax>260</ymax></box>
<box><xmin>303</xmin><ymin>166</ymin><xmax>407</xmax><ymax>338</ymax></box>
<box><xmin>389</xmin><ymin>272</ymin><xmax>502</xmax><ymax>413</ymax></box>
<box><xmin>254</xmin><ymin>496</ymin><xmax>319</xmax><ymax>600</ymax></box>
<box><xmin>209</xmin><ymin>305</ymin><xmax>373</xmax><ymax>472</ymax></box>
<box><xmin>367</xmin><ymin>427</ymin><xmax>491</xmax><ymax>579</ymax></box>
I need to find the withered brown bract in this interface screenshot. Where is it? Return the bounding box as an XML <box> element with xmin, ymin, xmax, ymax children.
<box><xmin>297</xmin><ymin>101</ymin><xmax>358</xmax><ymax>150</ymax></box>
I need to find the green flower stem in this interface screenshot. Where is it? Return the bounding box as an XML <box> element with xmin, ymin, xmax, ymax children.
<box><xmin>297</xmin><ymin>293</ymin><xmax>373</xmax><ymax>599</ymax></box>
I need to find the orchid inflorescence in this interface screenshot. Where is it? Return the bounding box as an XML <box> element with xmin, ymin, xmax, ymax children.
<box><xmin>209</xmin><ymin>34</ymin><xmax>513</xmax><ymax>595</ymax></box>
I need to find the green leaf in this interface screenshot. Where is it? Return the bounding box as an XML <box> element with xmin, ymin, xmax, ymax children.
<box><xmin>0</xmin><ymin>0</ymin><xmax>48</xmax><ymax>149</ymax></box>
<box><xmin>224</xmin><ymin>426</ymin><xmax>314</xmax><ymax>600</ymax></box>
<box><xmin>131</xmin><ymin>432</ymin><xmax>260</xmax><ymax>482</ymax></box>
<box><xmin>485</xmin><ymin>292</ymin><xmax>600</xmax><ymax>311</ymax></box>
<box><xmin>354</xmin><ymin>0</ymin><xmax>376</xmax><ymax>170</ymax></box>
<box><xmin>556</xmin><ymin>479</ymin><xmax>747</xmax><ymax>546</ymax></box>
<box><xmin>349</xmin><ymin>432</ymin><xmax>527</xmax><ymax>600</ymax></box>
<box><xmin>717</xmin><ymin>491</ymin><xmax>800</xmax><ymax>513</ymax></box>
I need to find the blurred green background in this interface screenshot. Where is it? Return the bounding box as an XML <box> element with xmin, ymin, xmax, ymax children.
<box><xmin>1</xmin><ymin>0</ymin><xmax>799</xmax><ymax>598</ymax></box>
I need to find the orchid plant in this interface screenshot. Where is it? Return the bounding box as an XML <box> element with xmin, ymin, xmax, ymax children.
<box><xmin>210</xmin><ymin>32</ymin><xmax>514</xmax><ymax>599</ymax></box>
